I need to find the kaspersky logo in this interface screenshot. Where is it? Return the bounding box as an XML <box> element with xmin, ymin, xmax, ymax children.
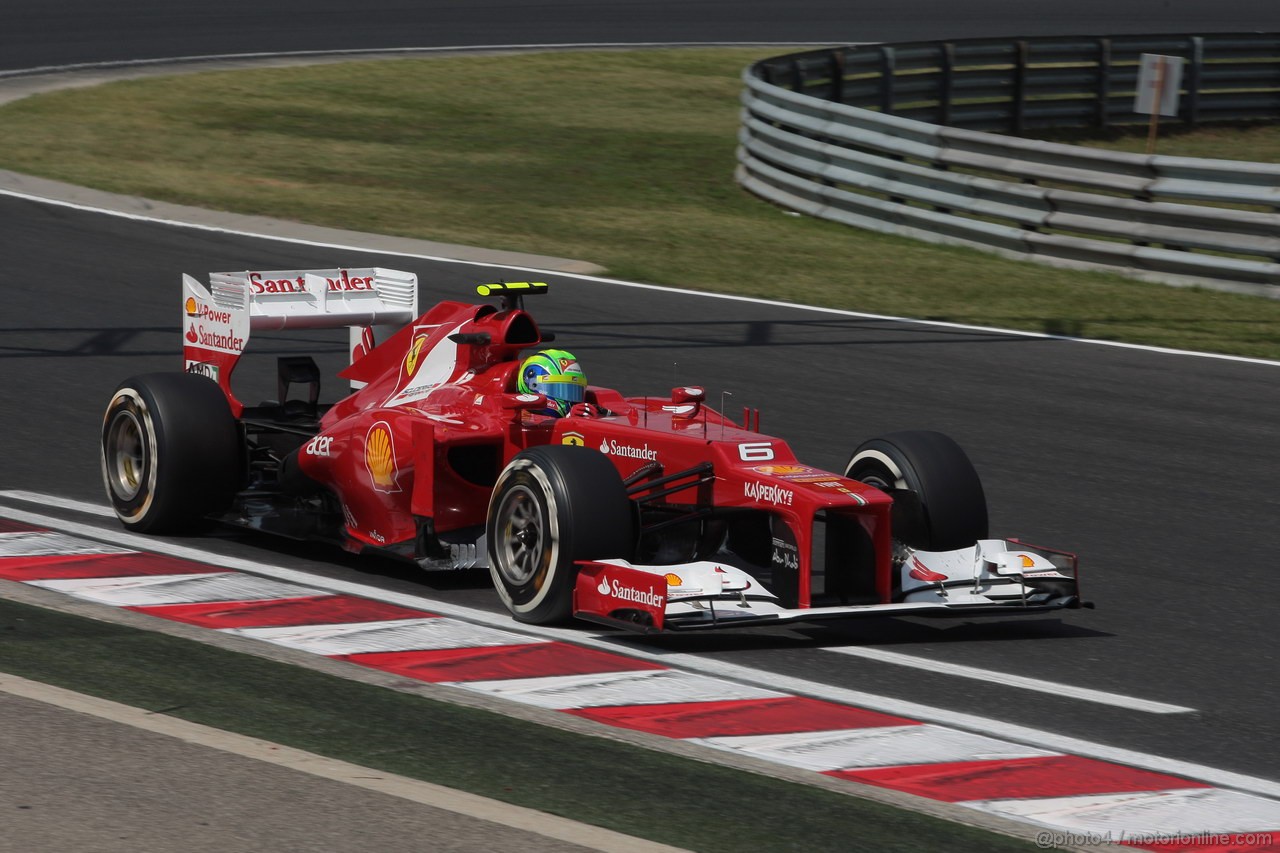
<box><xmin>596</xmin><ymin>575</ymin><xmax>665</xmax><ymax>608</ymax></box>
<box><xmin>365</xmin><ymin>421</ymin><xmax>401</xmax><ymax>493</ymax></box>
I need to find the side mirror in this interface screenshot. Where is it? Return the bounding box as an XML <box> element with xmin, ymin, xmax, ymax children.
<box><xmin>667</xmin><ymin>386</ymin><xmax>704</xmax><ymax>419</ymax></box>
<box><xmin>671</xmin><ymin>386</ymin><xmax>705</xmax><ymax>404</ymax></box>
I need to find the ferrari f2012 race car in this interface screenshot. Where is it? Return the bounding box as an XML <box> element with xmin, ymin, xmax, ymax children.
<box><xmin>100</xmin><ymin>268</ymin><xmax>1085</xmax><ymax>630</ymax></box>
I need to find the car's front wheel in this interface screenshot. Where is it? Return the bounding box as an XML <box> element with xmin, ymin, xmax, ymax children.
<box><xmin>100</xmin><ymin>372</ymin><xmax>241</xmax><ymax>533</ymax></box>
<box><xmin>487</xmin><ymin>445</ymin><xmax>634</xmax><ymax>624</ymax></box>
<box><xmin>845</xmin><ymin>430</ymin><xmax>988</xmax><ymax>551</ymax></box>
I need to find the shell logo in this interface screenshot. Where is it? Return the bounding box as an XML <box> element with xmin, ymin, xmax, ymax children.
<box><xmin>403</xmin><ymin>334</ymin><xmax>429</xmax><ymax>378</ymax></box>
<box><xmin>184</xmin><ymin>297</ymin><xmax>199</xmax><ymax>316</ymax></box>
<box><xmin>754</xmin><ymin>464</ymin><xmax>809</xmax><ymax>476</ymax></box>
<box><xmin>365</xmin><ymin>421</ymin><xmax>402</xmax><ymax>493</ymax></box>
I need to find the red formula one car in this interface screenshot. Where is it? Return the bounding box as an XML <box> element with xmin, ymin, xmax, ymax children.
<box><xmin>100</xmin><ymin>268</ymin><xmax>1084</xmax><ymax>630</ymax></box>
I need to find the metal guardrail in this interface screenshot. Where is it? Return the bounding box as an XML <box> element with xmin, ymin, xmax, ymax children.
<box><xmin>737</xmin><ymin>34</ymin><xmax>1280</xmax><ymax>296</ymax></box>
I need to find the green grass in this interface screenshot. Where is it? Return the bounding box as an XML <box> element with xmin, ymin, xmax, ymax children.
<box><xmin>0</xmin><ymin>598</ymin><xmax>1038</xmax><ymax>852</ymax></box>
<box><xmin>0</xmin><ymin>49</ymin><xmax>1277</xmax><ymax>359</ymax></box>
<box><xmin>1042</xmin><ymin>121</ymin><xmax>1280</xmax><ymax>163</ymax></box>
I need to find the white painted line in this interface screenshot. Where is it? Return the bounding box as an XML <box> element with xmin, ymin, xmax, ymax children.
<box><xmin>0</xmin><ymin>529</ymin><xmax>131</xmax><ymax>557</ymax></box>
<box><xmin>0</xmin><ymin>672</ymin><xmax>691</xmax><ymax>853</ymax></box>
<box><xmin>28</xmin><ymin>572</ymin><xmax>328</xmax><ymax>607</ymax></box>
<box><xmin>448</xmin><ymin>670</ymin><xmax>782</xmax><ymax>710</ymax></box>
<box><xmin>0</xmin><ymin>43</ymin><xmax>845</xmax><ymax>80</ymax></box>
<box><xmin>0</xmin><ymin>490</ymin><xmax>115</xmax><ymax>517</ymax></box>
<box><xmin>694</xmin><ymin>725</ymin><xmax>1057</xmax><ymax>773</ymax></box>
<box><xmin>825</xmin><ymin>646</ymin><xmax>1195</xmax><ymax>715</ymax></box>
<box><xmin>963</xmin><ymin>787</ymin><xmax>1280</xmax><ymax>836</ymax></box>
<box><xmin>3</xmin><ymin>176</ymin><xmax>1274</xmax><ymax>367</ymax></box>
<box><xmin>228</xmin><ymin>617</ymin><xmax>544</xmax><ymax>656</ymax></box>
<box><xmin>3</xmin><ymin>500</ymin><xmax>1278</xmax><ymax>800</ymax></box>
<box><xmin>0</xmin><ymin>494</ymin><xmax>1203</xmax><ymax>712</ymax></box>
<box><xmin>0</xmin><ymin>179</ymin><xmax>1274</xmax><ymax>368</ymax></box>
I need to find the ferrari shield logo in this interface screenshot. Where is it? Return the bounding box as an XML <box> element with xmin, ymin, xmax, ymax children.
<box><xmin>403</xmin><ymin>334</ymin><xmax>429</xmax><ymax>378</ymax></box>
<box><xmin>561</xmin><ymin>431</ymin><xmax>585</xmax><ymax>447</ymax></box>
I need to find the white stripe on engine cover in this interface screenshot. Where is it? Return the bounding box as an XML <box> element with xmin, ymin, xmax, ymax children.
<box><xmin>691</xmin><ymin>724</ymin><xmax>1058</xmax><ymax>773</ymax></box>
<box><xmin>961</xmin><ymin>787</ymin><xmax>1280</xmax><ymax>835</ymax></box>
<box><xmin>27</xmin><ymin>573</ymin><xmax>328</xmax><ymax>606</ymax></box>
<box><xmin>227</xmin><ymin>617</ymin><xmax>546</xmax><ymax>656</ymax></box>
<box><xmin>446</xmin><ymin>669</ymin><xmax>783</xmax><ymax>710</ymax></box>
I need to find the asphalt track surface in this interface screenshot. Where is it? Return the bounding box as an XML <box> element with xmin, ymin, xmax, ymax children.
<box><xmin>1</xmin><ymin>0</ymin><xmax>1275</xmax><ymax>72</ymax></box>
<box><xmin>0</xmin><ymin>0</ymin><xmax>1276</xmax><ymax>808</ymax></box>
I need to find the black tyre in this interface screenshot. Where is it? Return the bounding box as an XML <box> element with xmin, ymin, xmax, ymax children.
<box><xmin>487</xmin><ymin>444</ymin><xmax>635</xmax><ymax>624</ymax></box>
<box><xmin>845</xmin><ymin>430</ymin><xmax>988</xmax><ymax>551</ymax></box>
<box><xmin>100</xmin><ymin>372</ymin><xmax>241</xmax><ymax>533</ymax></box>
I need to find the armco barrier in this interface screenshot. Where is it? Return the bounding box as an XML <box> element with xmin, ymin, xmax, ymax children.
<box><xmin>737</xmin><ymin>34</ymin><xmax>1280</xmax><ymax>296</ymax></box>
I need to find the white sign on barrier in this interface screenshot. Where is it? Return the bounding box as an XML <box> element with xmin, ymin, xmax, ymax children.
<box><xmin>1134</xmin><ymin>54</ymin><xmax>1184</xmax><ymax>117</ymax></box>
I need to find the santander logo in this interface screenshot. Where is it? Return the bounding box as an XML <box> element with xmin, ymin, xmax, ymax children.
<box><xmin>596</xmin><ymin>575</ymin><xmax>665</xmax><ymax>608</ymax></box>
<box><xmin>598</xmin><ymin>438</ymin><xmax>658</xmax><ymax>461</ymax></box>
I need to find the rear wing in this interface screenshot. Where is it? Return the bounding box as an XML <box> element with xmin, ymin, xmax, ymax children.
<box><xmin>181</xmin><ymin>268</ymin><xmax>418</xmax><ymax>413</ymax></box>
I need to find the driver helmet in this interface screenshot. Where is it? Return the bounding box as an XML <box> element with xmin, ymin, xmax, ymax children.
<box><xmin>518</xmin><ymin>349</ymin><xmax>587</xmax><ymax>417</ymax></box>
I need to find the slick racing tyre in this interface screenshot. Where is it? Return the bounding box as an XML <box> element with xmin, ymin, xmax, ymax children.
<box><xmin>100</xmin><ymin>372</ymin><xmax>240</xmax><ymax>533</ymax></box>
<box><xmin>845</xmin><ymin>430</ymin><xmax>988</xmax><ymax>551</ymax></box>
<box><xmin>487</xmin><ymin>445</ymin><xmax>635</xmax><ymax>625</ymax></box>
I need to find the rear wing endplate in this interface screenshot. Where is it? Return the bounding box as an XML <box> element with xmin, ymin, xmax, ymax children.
<box><xmin>181</xmin><ymin>267</ymin><xmax>418</xmax><ymax>413</ymax></box>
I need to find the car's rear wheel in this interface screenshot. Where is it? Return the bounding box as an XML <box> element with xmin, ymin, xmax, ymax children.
<box><xmin>100</xmin><ymin>372</ymin><xmax>241</xmax><ymax>533</ymax></box>
<box><xmin>845</xmin><ymin>430</ymin><xmax>987</xmax><ymax>550</ymax></box>
<box><xmin>487</xmin><ymin>445</ymin><xmax>634</xmax><ymax>624</ymax></box>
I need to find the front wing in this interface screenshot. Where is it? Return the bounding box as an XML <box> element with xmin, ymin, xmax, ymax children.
<box><xmin>572</xmin><ymin>541</ymin><xmax>1086</xmax><ymax>633</ymax></box>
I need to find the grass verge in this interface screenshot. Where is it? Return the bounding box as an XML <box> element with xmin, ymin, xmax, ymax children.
<box><xmin>0</xmin><ymin>49</ymin><xmax>1276</xmax><ymax>359</ymax></box>
<box><xmin>1041</xmin><ymin>121</ymin><xmax>1280</xmax><ymax>164</ymax></box>
<box><xmin>0</xmin><ymin>597</ymin><xmax>1037</xmax><ymax>852</ymax></box>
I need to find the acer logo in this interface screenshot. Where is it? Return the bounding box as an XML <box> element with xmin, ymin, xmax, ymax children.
<box><xmin>305</xmin><ymin>435</ymin><xmax>334</xmax><ymax>457</ymax></box>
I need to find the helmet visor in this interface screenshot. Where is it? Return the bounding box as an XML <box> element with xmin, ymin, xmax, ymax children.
<box><xmin>536</xmin><ymin>374</ymin><xmax>586</xmax><ymax>404</ymax></box>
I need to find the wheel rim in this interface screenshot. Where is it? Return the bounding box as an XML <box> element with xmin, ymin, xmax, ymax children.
<box><xmin>858</xmin><ymin>472</ymin><xmax>894</xmax><ymax>490</ymax></box>
<box><xmin>105</xmin><ymin>409</ymin><xmax>147</xmax><ymax>501</ymax></box>
<box><xmin>849</xmin><ymin>451</ymin><xmax>908</xmax><ymax>492</ymax></box>
<box><xmin>496</xmin><ymin>485</ymin><xmax>546</xmax><ymax>587</ymax></box>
